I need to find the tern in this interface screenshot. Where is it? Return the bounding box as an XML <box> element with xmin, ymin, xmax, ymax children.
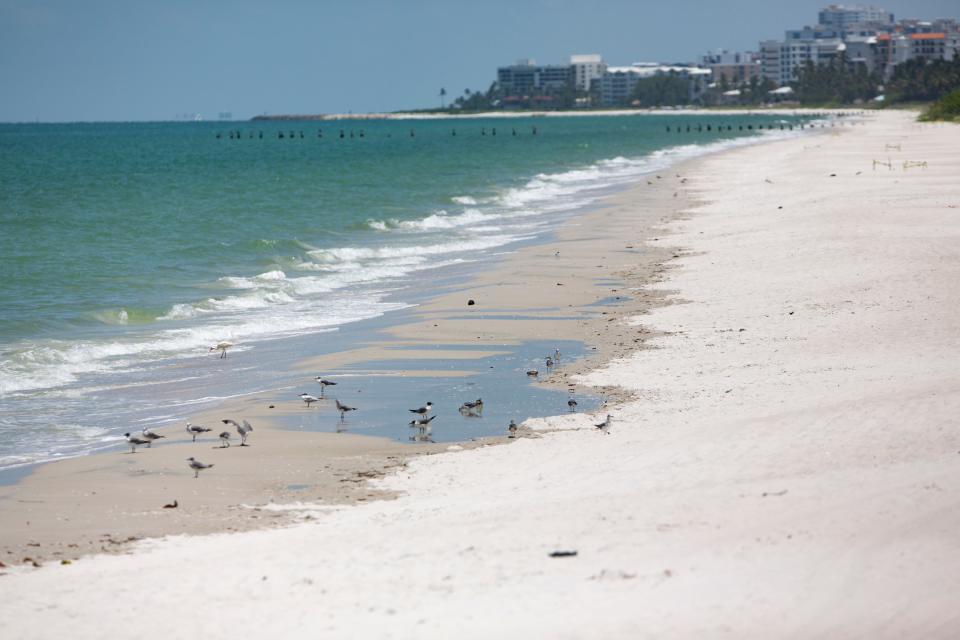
<box><xmin>507</xmin><ymin>420</ymin><xmax>518</xmax><ymax>438</ymax></box>
<box><xmin>409</xmin><ymin>402</ymin><xmax>433</xmax><ymax>417</ymax></box>
<box><xmin>209</xmin><ymin>341</ymin><xmax>232</xmax><ymax>359</ymax></box>
<box><xmin>124</xmin><ymin>432</ymin><xmax>151</xmax><ymax>453</ymax></box>
<box><xmin>409</xmin><ymin>415</ymin><xmax>436</xmax><ymax>427</ymax></box>
<box><xmin>187</xmin><ymin>457</ymin><xmax>214</xmax><ymax>478</ymax></box>
<box><xmin>595</xmin><ymin>414</ymin><xmax>612</xmax><ymax>434</ymax></box>
<box><xmin>186</xmin><ymin>422</ymin><xmax>211</xmax><ymax>442</ymax></box>
<box><xmin>141</xmin><ymin>428</ymin><xmax>165</xmax><ymax>447</ymax></box>
<box><xmin>546</xmin><ymin>356</ymin><xmax>554</xmax><ymax>367</ymax></box>
<box><xmin>335</xmin><ymin>399</ymin><xmax>357</xmax><ymax>420</ymax></box>
<box><xmin>299</xmin><ymin>393</ymin><xmax>319</xmax><ymax>408</ymax></box>
<box><xmin>222</xmin><ymin>419</ymin><xmax>253</xmax><ymax>446</ymax></box>
<box><xmin>218</xmin><ymin>431</ymin><xmax>231</xmax><ymax>448</ymax></box>
<box><xmin>314</xmin><ymin>377</ymin><xmax>337</xmax><ymax>396</ymax></box>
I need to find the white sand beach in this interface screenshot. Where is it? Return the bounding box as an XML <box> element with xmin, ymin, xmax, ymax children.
<box><xmin>1</xmin><ymin>109</ymin><xmax>958</xmax><ymax>638</ymax></box>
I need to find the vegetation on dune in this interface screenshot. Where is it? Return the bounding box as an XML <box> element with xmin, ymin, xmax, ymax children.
<box><xmin>919</xmin><ymin>88</ymin><xmax>960</xmax><ymax>122</ymax></box>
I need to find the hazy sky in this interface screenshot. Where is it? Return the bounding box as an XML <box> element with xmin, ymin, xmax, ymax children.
<box><xmin>1</xmin><ymin>0</ymin><xmax>956</xmax><ymax>121</ymax></box>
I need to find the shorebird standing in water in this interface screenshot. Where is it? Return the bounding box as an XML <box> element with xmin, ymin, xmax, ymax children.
<box><xmin>546</xmin><ymin>356</ymin><xmax>554</xmax><ymax>367</ymax></box>
<box><xmin>409</xmin><ymin>414</ymin><xmax>436</xmax><ymax>427</ymax></box>
<box><xmin>299</xmin><ymin>393</ymin><xmax>319</xmax><ymax>408</ymax></box>
<box><xmin>314</xmin><ymin>377</ymin><xmax>337</xmax><ymax>397</ymax></box>
<box><xmin>567</xmin><ymin>398</ymin><xmax>578</xmax><ymax>412</ymax></box>
<box><xmin>222</xmin><ymin>419</ymin><xmax>253</xmax><ymax>446</ymax></box>
<box><xmin>526</xmin><ymin>369</ymin><xmax>539</xmax><ymax>378</ymax></box>
<box><xmin>124</xmin><ymin>432</ymin><xmax>151</xmax><ymax>453</ymax></box>
<box><xmin>595</xmin><ymin>414</ymin><xmax>612</xmax><ymax>434</ymax></box>
<box><xmin>459</xmin><ymin>398</ymin><xmax>483</xmax><ymax>416</ymax></box>
<box><xmin>335</xmin><ymin>399</ymin><xmax>357</xmax><ymax>420</ymax></box>
<box><xmin>141</xmin><ymin>428</ymin><xmax>165</xmax><ymax>447</ymax></box>
<box><xmin>409</xmin><ymin>402</ymin><xmax>433</xmax><ymax>418</ymax></box>
<box><xmin>187</xmin><ymin>457</ymin><xmax>214</xmax><ymax>478</ymax></box>
<box><xmin>507</xmin><ymin>420</ymin><xmax>518</xmax><ymax>438</ymax></box>
<box><xmin>554</xmin><ymin>348</ymin><xmax>561</xmax><ymax>361</ymax></box>
<box><xmin>209</xmin><ymin>341</ymin><xmax>233</xmax><ymax>359</ymax></box>
<box><xmin>186</xmin><ymin>422</ymin><xmax>211</xmax><ymax>442</ymax></box>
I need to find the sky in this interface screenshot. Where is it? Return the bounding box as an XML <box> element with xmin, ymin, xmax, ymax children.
<box><xmin>1</xmin><ymin>0</ymin><xmax>957</xmax><ymax>122</ymax></box>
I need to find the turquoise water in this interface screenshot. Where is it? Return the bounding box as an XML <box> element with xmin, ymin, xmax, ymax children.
<box><xmin>0</xmin><ymin>114</ymin><xmax>813</xmax><ymax>468</ymax></box>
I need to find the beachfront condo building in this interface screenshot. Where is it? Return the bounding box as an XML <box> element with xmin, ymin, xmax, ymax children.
<box><xmin>596</xmin><ymin>64</ymin><xmax>711</xmax><ymax>106</ymax></box>
<box><xmin>818</xmin><ymin>4</ymin><xmax>894</xmax><ymax>30</ymax></box>
<box><xmin>570</xmin><ymin>54</ymin><xmax>607</xmax><ymax>93</ymax></box>
<box><xmin>496</xmin><ymin>59</ymin><xmax>572</xmax><ymax>96</ymax></box>
<box><xmin>701</xmin><ymin>50</ymin><xmax>762</xmax><ymax>84</ymax></box>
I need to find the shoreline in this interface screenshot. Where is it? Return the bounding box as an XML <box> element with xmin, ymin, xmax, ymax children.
<box><xmin>3</xmin><ymin>109</ymin><xmax>957</xmax><ymax>636</ymax></box>
<box><xmin>0</xmin><ymin>122</ymin><xmax>729</xmax><ymax>564</ymax></box>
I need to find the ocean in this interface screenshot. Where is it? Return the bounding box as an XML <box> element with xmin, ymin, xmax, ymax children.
<box><xmin>0</xmin><ymin>113</ymin><xmax>814</xmax><ymax>470</ymax></box>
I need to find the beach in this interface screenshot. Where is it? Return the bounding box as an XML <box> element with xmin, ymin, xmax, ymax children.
<box><xmin>2</xmin><ymin>109</ymin><xmax>958</xmax><ymax>637</ymax></box>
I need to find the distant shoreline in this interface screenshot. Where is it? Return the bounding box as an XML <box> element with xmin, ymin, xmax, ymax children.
<box><xmin>251</xmin><ymin>107</ymin><xmax>857</xmax><ymax>122</ymax></box>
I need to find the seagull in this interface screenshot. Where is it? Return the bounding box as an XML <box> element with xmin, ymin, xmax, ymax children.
<box><xmin>409</xmin><ymin>415</ymin><xmax>436</xmax><ymax>427</ymax></box>
<box><xmin>335</xmin><ymin>399</ymin><xmax>357</xmax><ymax>420</ymax></box>
<box><xmin>595</xmin><ymin>414</ymin><xmax>612</xmax><ymax>434</ymax></box>
<box><xmin>218</xmin><ymin>431</ymin><xmax>231</xmax><ymax>448</ymax></box>
<box><xmin>222</xmin><ymin>419</ymin><xmax>253</xmax><ymax>446</ymax></box>
<box><xmin>459</xmin><ymin>398</ymin><xmax>483</xmax><ymax>416</ymax></box>
<box><xmin>526</xmin><ymin>369</ymin><xmax>539</xmax><ymax>377</ymax></box>
<box><xmin>209</xmin><ymin>341</ymin><xmax>233</xmax><ymax>359</ymax></box>
<box><xmin>567</xmin><ymin>399</ymin><xmax>578</xmax><ymax>412</ymax></box>
<box><xmin>314</xmin><ymin>377</ymin><xmax>337</xmax><ymax>396</ymax></box>
<box><xmin>187</xmin><ymin>457</ymin><xmax>214</xmax><ymax>478</ymax></box>
<box><xmin>299</xmin><ymin>393</ymin><xmax>319</xmax><ymax>408</ymax></box>
<box><xmin>124</xmin><ymin>432</ymin><xmax>151</xmax><ymax>453</ymax></box>
<box><xmin>141</xmin><ymin>428</ymin><xmax>165</xmax><ymax>447</ymax></box>
<box><xmin>186</xmin><ymin>422</ymin><xmax>211</xmax><ymax>442</ymax></box>
<box><xmin>409</xmin><ymin>402</ymin><xmax>433</xmax><ymax>417</ymax></box>
<box><xmin>507</xmin><ymin>420</ymin><xmax>518</xmax><ymax>438</ymax></box>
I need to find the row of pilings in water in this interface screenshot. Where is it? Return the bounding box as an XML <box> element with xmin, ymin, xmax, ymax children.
<box><xmin>216</xmin><ymin>126</ymin><xmax>539</xmax><ymax>140</ymax></box>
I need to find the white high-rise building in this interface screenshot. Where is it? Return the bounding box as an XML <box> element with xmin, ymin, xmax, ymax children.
<box><xmin>818</xmin><ymin>4</ymin><xmax>894</xmax><ymax>30</ymax></box>
<box><xmin>570</xmin><ymin>54</ymin><xmax>606</xmax><ymax>93</ymax></box>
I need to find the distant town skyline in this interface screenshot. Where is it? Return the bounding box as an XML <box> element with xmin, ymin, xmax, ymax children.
<box><xmin>1</xmin><ymin>0</ymin><xmax>957</xmax><ymax>122</ymax></box>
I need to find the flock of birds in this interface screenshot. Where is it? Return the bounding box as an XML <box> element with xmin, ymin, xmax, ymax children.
<box><xmin>133</xmin><ymin>343</ymin><xmax>613</xmax><ymax>477</ymax></box>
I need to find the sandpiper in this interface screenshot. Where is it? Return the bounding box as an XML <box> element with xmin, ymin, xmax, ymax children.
<box><xmin>567</xmin><ymin>399</ymin><xmax>578</xmax><ymax>412</ymax></box>
<box><xmin>507</xmin><ymin>420</ymin><xmax>518</xmax><ymax>438</ymax></box>
<box><xmin>209</xmin><ymin>341</ymin><xmax>233</xmax><ymax>359</ymax></box>
<box><xmin>187</xmin><ymin>457</ymin><xmax>214</xmax><ymax>478</ymax></box>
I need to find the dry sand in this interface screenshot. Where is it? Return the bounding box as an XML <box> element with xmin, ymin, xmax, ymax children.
<box><xmin>2</xmin><ymin>110</ymin><xmax>958</xmax><ymax>638</ymax></box>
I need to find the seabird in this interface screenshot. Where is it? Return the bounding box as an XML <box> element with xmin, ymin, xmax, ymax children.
<box><xmin>567</xmin><ymin>399</ymin><xmax>578</xmax><ymax>412</ymax></box>
<box><xmin>507</xmin><ymin>420</ymin><xmax>518</xmax><ymax>438</ymax></box>
<box><xmin>141</xmin><ymin>428</ymin><xmax>165</xmax><ymax>447</ymax></box>
<box><xmin>187</xmin><ymin>457</ymin><xmax>214</xmax><ymax>478</ymax></box>
<box><xmin>314</xmin><ymin>377</ymin><xmax>337</xmax><ymax>396</ymax></box>
<box><xmin>409</xmin><ymin>402</ymin><xmax>433</xmax><ymax>417</ymax></box>
<box><xmin>409</xmin><ymin>415</ymin><xmax>436</xmax><ymax>427</ymax></box>
<box><xmin>218</xmin><ymin>431</ymin><xmax>231</xmax><ymax>447</ymax></box>
<box><xmin>335</xmin><ymin>399</ymin><xmax>357</xmax><ymax>420</ymax></box>
<box><xmin>209</xmin><ymin>341</ymin><xmax>232</xmax><ymax>359</ymax></box>
<box><xmin>526</xmin><ymin>370</ymin><xmax>539</xmax><ymax>377</ymax></box>
<box><xmin>299</xmin><ymin>393</ymin><xmax>319</xmax><ymax>408</ymax></box>
<box><xmin>124</xmin><ymin>432</ymin><xmax>151</xmax><ymax>453</ymax></box>
<box><xmin>221</xmin><ymin>419</ymin><xmax>253</xmax><ymax>446</ymax></box>
<box><xmin>546</xmin><ymin>356</ymin><xmax>554</xmax><ymax>367</ymax></box>
<box><xmin>554</xmin><ymin>348</ymin><xmax>561</xmax><ymax>361</ymax></box>
<box><xmin>186</xmin><ymin>422</ymin><xmax>211</xmax><ymax>442</ymax></box>
<box><xmin>595</xmin><ymin>414</ymin><xmax>612</xmax><ymax>434</ymax></box>
<box><xmin>459</xmin><ymin>398</ymin><xmax>483</xmax><ymax>416</ymax></box>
